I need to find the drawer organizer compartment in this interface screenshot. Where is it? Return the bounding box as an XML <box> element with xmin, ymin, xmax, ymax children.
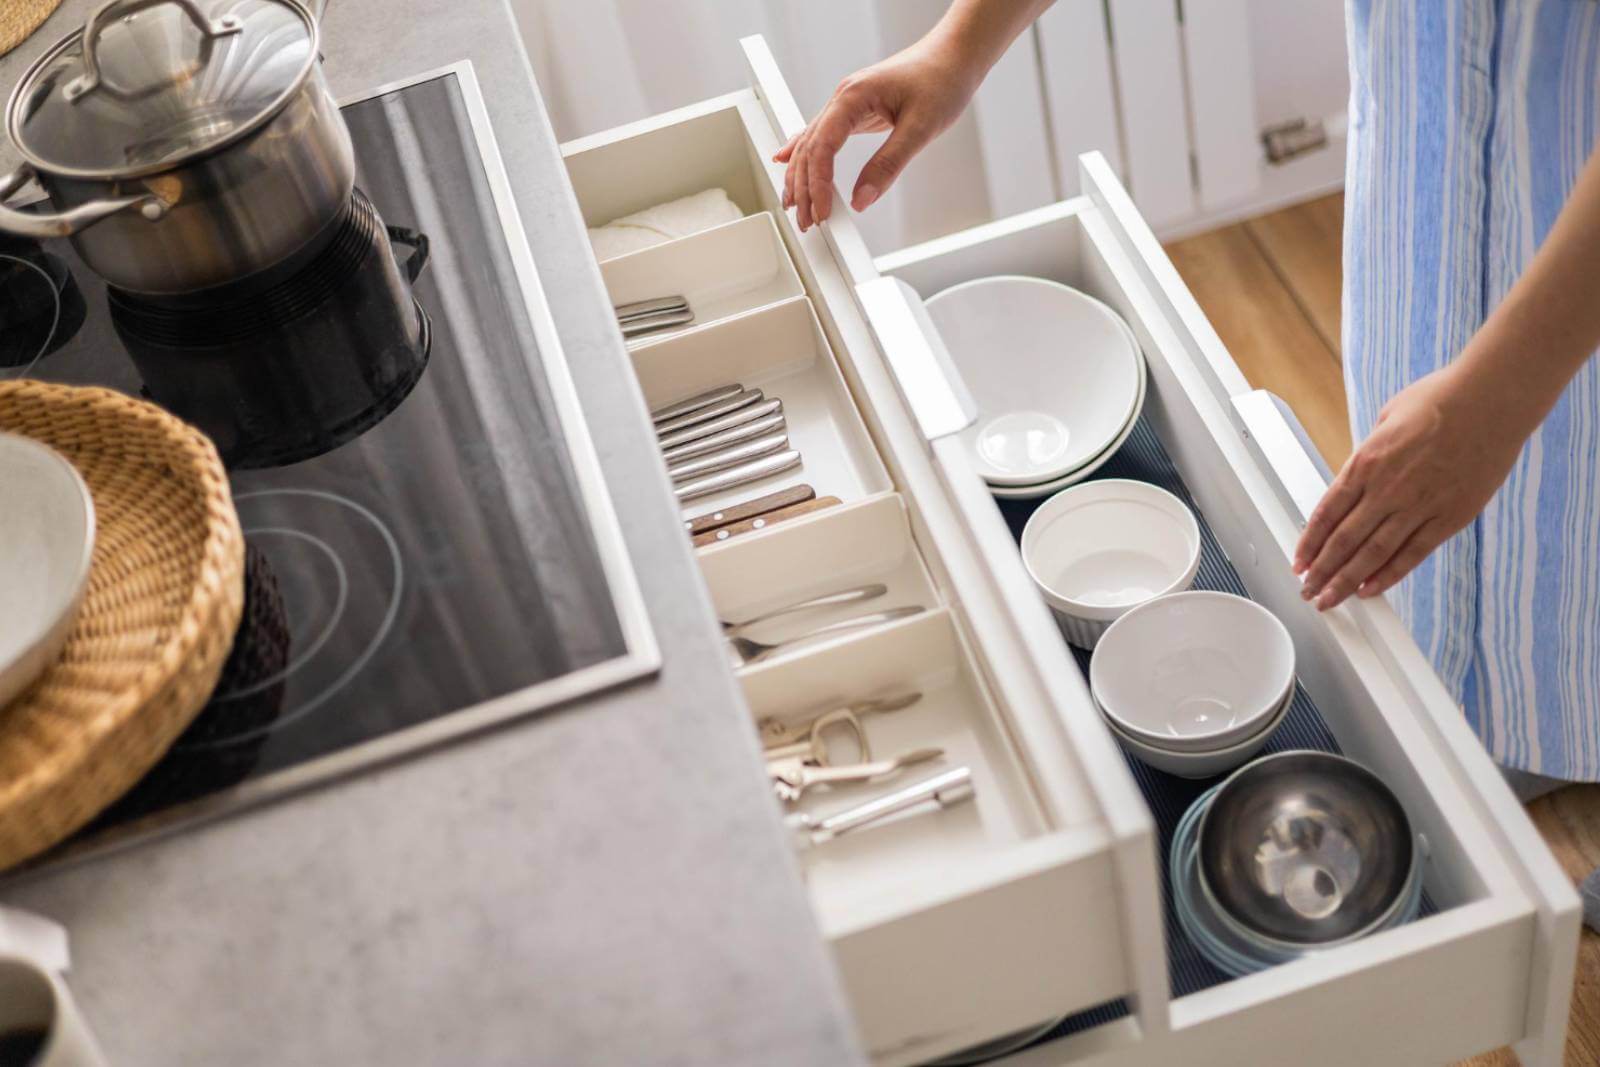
<box><xmin>599</xmin><ymin>214</ymin><xmax>804</xmax><ymax>346</ymax></box>
<box><xmin>563</xmin><ymin>38</ymin><xmax>1578</xmax><ymax>1067</ymax></box>
<box><xmin>740</xmin><ymin>610</ymin><xmax>1128</xmax><ymax>1059</ymax></box>
<box><xmin>697</xmin><ymin>491</ymin><xmax>941</xmax><ymax>673</ymax></box>
<box><xmin>630</xmin><ymin>296</ymin><xmax>890</xmax><ymax>516</ymax></box>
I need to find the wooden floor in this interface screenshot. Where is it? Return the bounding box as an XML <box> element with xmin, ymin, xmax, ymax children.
<box><xmin>1166</xmin><ymin>195</ymin><xmax>1600</xmax><ymax>1067</ymax></box>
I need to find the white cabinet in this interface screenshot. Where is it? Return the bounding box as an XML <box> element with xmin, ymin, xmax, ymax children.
<box><xmin>555</xmin><ymin>34</ymin><xmax>1578</xmax><ymax>1066</ymax></box>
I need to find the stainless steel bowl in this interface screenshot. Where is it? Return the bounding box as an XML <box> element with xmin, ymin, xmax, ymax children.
<box><xmin>1196</xmin><ymin>750</ymin><xmax>1414</xmax><ymax>946</ymax></box>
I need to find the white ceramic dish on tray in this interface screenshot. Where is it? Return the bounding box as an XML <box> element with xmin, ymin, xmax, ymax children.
<box><xmin>1091</xmin><ymin>591</ymin><xmax>1295</xmax><ymax>752</ymax></box>
<box><xmin>1102</xmin><ymin>687</ymin><xmax>1290</xmax><ymax>779</ymax></box>
<box><xmin>924</xmin><ymin>275</ymin><xmax>1142</xmax><ymax>488</ymax></box>
<box><xmin>0</xmin><ymin>433</ymin><xmax>95</xmax><ymax>709</ymax></box>
<box><xmin>1021</xmin><ymin>479</ymin><xmax>1201</xmax><ymax>648</ymax></box>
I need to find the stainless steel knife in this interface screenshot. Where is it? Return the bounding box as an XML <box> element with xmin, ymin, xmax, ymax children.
<box><xmin>668</xmin><ymin>432</ymin><xmax>789</xmax><ymax>483</ymax></box>
<box><xmin>675</xmin><ymin>449</ymin><xmax>802</xmax><ymax>502</ymax></box>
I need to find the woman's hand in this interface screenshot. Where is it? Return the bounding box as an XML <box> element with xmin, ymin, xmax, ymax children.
<box><xmin>773</xmin><ymin>37</ymin><xmax>981</xmax><ymax>231</ymax></box>
<box><xmin>1293</xmin><ymin>363</ymin><xmax>1527</xmax><ymax>610</ymax></box>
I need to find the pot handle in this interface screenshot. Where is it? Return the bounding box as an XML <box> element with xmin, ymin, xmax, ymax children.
<box><xmin>64</xmin><ymin>0</ymin><xmax>244</xmax><ymax>103</ymax></box>
<box><xmin>387</xmin><ymin>225</ymin><xmax>430</xmax><ymax>284</ymax></box>
<box><xmin>0</xmin><ymin>164</ymin><xmax>165</xmax><ymax>240</ymax></box>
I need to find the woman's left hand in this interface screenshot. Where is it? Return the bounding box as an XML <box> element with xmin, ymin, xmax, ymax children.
<box><xmin>1293</xmin><ymin>362</ymin><xmax>1525</xmax><ymax>610</ymax></box>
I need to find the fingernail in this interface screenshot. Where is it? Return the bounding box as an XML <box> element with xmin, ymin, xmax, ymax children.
<box><xmin>854</xmin><ymin>184</ymin><xmax>880</xmax><ymax>210</ymax></box>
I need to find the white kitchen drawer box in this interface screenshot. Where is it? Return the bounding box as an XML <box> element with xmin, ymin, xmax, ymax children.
<box><xmin>559</xmin><ymin>36</ymin><xmax>1579</xmax><ymax>1067</ymax></box>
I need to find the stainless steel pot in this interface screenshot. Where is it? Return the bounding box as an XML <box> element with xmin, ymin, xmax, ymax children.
<box><xmin>0</xmin><ymin>0</ymin><xmax>353</xmax><ymax>295</ymax></box>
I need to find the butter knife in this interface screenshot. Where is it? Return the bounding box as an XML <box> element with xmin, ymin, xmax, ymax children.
<box><xmin>662</xmin><ymin>412</ymin><xmax>786</xmax><ymax>463</ymax></box>
<box><xmin>659</xmin><ymin>398</ymin><xmax>783</xmax><ymax>451</ymax></box>
<box><xmin>676</xmin><ymin>450</ymin><xmax>801</xmax><ymax>502</ymax></box>
<box><xmin>651</xmin><ymin>383</ymin><xmax>743</xmax><ymax>424</ymax></box>
<box><xmin>668</xmin><ymin>432</ymin><xmax>789</xmax><ymax>483</ymax></box>
<box><xmin>618</xmin><ymin>295</ymin><xmax>688</xmax><ymax>320</ymax></box>
<box><xmin>655</xmin><ymin>388</ymin><xmax>763</xmax><ymax>436</ymax></box>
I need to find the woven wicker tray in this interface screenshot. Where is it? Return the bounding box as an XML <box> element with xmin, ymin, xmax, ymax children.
<box><xmin>0</xmin><ymin>379</ymin><xmax>244</xmax><ymax>869</ymax></box>
<box><xmin>0</xmin><ymin>0</ymin><xmax>63</xmax><ymax>58</ymax></box>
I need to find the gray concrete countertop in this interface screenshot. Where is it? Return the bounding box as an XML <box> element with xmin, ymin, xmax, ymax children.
<box><xmin>0</xmin><ymin>2</ymin><xmax>862</xmax><ymax>1064</ymax></box>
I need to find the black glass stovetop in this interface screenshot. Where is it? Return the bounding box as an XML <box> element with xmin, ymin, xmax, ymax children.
<box><xmin>1</xmin><ymin>69</ymin><xmax>641</xmax><ymax>850</ymax></box>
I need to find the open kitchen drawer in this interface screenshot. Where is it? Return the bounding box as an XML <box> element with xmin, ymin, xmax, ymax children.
<box><xmin>557</xmin><ymin>35</ymin><xmax>1580</xmax><ymax>1067</ymax></box>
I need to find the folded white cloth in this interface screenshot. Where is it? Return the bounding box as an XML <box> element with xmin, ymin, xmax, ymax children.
<box><xmin>587</xmin><ymin>188</ymin><xmax>744</xmax><ymax>262</ymax></box>
<box><xmin>0</xmin><ymin>904</ymin><xmax>69</xmax><ymax>972</ymax></box>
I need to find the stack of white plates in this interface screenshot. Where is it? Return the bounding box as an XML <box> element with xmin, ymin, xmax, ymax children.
<box><xmin>925</xmin><ymin>276</ymin><xmax>1146</xmax><ymax>500</ymax></box>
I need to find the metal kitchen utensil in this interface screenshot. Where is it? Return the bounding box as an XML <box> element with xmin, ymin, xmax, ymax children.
<box><xmin>654</xmin><ymin>387</ymin><xmax>762</xmax><ymax>436</ymax></box>
<box><xmin>725</xmin><ymin>583</ymin><xmax>889</xmax><ymax>636</ymax></box>
<box><xmin>758</xmin><ymin>691</ymin><xmax>922</xmax><ymax>755</ymax></box>
<box><xmin>659</xmin><ymin>398</ymin><xmax>783</xmax><ymax>452</ymax></box>
<box><xmin>769</xmin><ymin>746</ymin><xmax>943</xmax><ymax>804</ymax></box>
<box><xmin>683</xmin><ymin>483</ymin><xmax>814</xmax><ymax>536</ymax></box>
<box><xmin>650</xmin><ymin>382</ymin><xmax>741</xmax><ymax>424</ymax></box>
<box><xmin>667</xmin><ymin>431</ymin><xmax>788</xmax><ymax>484</ymax></box>
<box><xmin>620</xmin><ymin>307</ymin><xmax>694</xmax><ymax>338</ymax></box>
<box><xmin>691</xmin><ymin>495</ymin><xmax>839</xmax><ymax>548</ymax></box>
<box><xmin>785</xmin><ymin>766</ymin><xmax>975</xmax><ymax>850</ymax></box>
<box><xmin>675</xmin><ymin>448</ymin><xmax>800</xmax><ymax>503</ymax></box>
<box><xmin>1197</xmin><ymin>750</ymin><xmax>1415</xmax><ymax>946</ymax></box>
<box><xmin>663</xmin><ymin>412</ymin><xmax>786</xmax><ymax>464</ymax></box>
<box><xmin>2</xmin><ymin>0</ymin><xmax>356</xmax><ymax>295</ymax></box>
<box><xmin>727</xmin><ymin>606</ymin><xmax>923</xmax><ymax>666</ymax></box>
<box><xmin>762</xmin><ymin>706</ymin><xmax>870</xmax><ymax>766</ymax></box>
<box><xmin>618</xmin><ymin>295</ymin><xmax>688</xmax><ymax>322</ymax></box>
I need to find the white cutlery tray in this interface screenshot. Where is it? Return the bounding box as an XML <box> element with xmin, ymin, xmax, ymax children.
<box><xmin>561</xmin><ymin>36</ymin><xmax>1578</xmax><ymax>1067</ymax></box>
<box><xmin>631</xmin><ymin>295</ymin><xmax>890</xmax><ymax>516</ymax></box>
<box><xmin>697</xmin><ymin>491</ymin><xmax>940</xmax><ymax>656</ymax></box>
<box><xmin>601</xmin><ymin>213</ymin><xmax>804</xmax><ymax>347</ymax></box>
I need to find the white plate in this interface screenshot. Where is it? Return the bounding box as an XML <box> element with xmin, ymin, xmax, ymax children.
<box><xmin>986</xmin><ymin>327</ymin><xmax>1147</xmax><ymax>501</ymax></box>
<box><xmin>926</xmin><ymin>276</ymin><xmax>1142</xmax><ymax>487</ymax></box>
<box><xmin>0</xmin><ymin>433</ymin><xmax>95</xmax><ymax>709</ymax></box>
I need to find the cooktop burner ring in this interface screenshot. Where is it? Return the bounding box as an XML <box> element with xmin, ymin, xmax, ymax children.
<box><xmin>0</xmin><ymin>253</ymin><xmax>60</xmax><ymax>377</ymax></box>
<box><xmin>178</xmin><ymin>487</ymin><xmax>405</xmax><ymax>751</ymax></box>
<box><xmin>205</xmin><ymin>527</ymin><xmax>349</xmax><ymax>703</ymax></box>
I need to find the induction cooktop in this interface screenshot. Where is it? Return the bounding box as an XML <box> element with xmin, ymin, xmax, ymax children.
<box><xmin>1</xmin><ymin>63</ymin><xmax>659</xmax><ymax>869</ymax></box>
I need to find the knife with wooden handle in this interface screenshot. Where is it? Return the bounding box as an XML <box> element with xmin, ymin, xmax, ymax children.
<box><xmin>684</xmin><ymin>484</ymin><xmax>816</xmax><ymax>536</ymax></box>
<box><xmin>692</xmin><ymin>496</ymin><xmax>841</xmax><ymax>547</ymax></box>
<box><xmin>675</xmin><ymin>450</ymin><xmax>801</xmax><ymax>502</ymax></box>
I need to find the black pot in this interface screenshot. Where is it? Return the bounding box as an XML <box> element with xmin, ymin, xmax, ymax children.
<box><xmin>109</xmin><ymin>188</ymin><xmax>431</xmax><ymax>468</ymax></box>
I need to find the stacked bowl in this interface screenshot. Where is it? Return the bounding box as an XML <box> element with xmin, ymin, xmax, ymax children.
<box><xmin>1089</xmin><ymin>592</ymin><xmax>1296</xmax><ymax>777</ymax></box>
<box><xmin>1172</xmin><ymin>751</ymin><xmax>1426</xmax><ymax>976</ymax></box>
<box><xmin>925</xmin><ymin>276</ymin><xmax>1146</xmax><ymax>499</ymax></box>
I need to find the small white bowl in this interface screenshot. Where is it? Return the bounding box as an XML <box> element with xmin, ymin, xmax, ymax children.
<box><xmin>1022</xmin><ymin>479</ymin><xmax>1201</xmax><ymax>648</ymax></box>
<box><xmin>0</xmin><ymin>433</ymin><xmax>95</xmax><ymax>709</ymax></box>
<box><xmin>1090</xmin><ymin>591</ymin><xmax>1295</xmax><ymax>752</ymax></box>
<box><xmin>925</xmin><ymin>276</ymin><xmax>1142</xmax><ymax>487</ymax></box>
<box><xmin>1104</xmin><ymin>688</ymin><xmax>1290</xmax><ymax>779</ymax></box>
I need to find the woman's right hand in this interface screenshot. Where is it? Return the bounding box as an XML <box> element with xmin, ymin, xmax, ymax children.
<box><xmin>774</xmin><ymin>36</ymin><xmax>983</xmax><ymax>231</ymax></box>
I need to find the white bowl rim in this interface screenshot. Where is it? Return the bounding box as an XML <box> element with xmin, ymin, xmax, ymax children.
<box><xmin>1101</xmin><ymin>685</ymin><xmax>1291</xmax><ymax>759</ymax></box>
<box><xmin>1022</xmin><ymin>478</ymin><xmax>1202</xmax><ymax>621</ymax></box>
<box><xmin>1090</xmin><ymin>590</ymin><xmax>1296</xmax><ymax>748</ymax></box>
<box><xmin>926</xmin><ymin>275</ymin><xmax>1144</xmax><ymax>486</ymax></box>
<box><xmin>0</xmin><ymin>433</ymin><xmax>96</xmax><ymax>688</ymax></box>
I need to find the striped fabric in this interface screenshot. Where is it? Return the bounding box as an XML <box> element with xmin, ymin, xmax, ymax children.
<box><xmin>1344</xmin><ymin>0</ymin><xmax>1600</xmax><ymax>779</ymax></box>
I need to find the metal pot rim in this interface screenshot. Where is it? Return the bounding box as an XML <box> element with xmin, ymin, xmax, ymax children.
<box><xmin>4</xmin><ymin>0</ymin><xmax>321</xmax><ymax>182</ymax></box>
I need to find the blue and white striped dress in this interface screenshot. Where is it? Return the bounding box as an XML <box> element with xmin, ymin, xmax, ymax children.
<box><xmin>1345</xmin><ymin>0</ymin><xmax>1600</xmax><ymax>778</ymax></box>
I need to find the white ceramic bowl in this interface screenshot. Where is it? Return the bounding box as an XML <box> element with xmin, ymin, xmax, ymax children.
<box><xmin>925</xmin><ymin>276</ymin><xmax>1142</xmax><ymax>487</ymax></box>
<box><xmin>0</xmin><ymin>434</ymin><xmax>95</xmax><ymax>709</ymax></box>
<box><xmin>1104</xmin><ymin>687</ymin><xmax>1290</xmax><ymax>779</ymax></box>
<box><xmin>1090</xmin><ymin>591</ymin><xmax>1295</xmax><ymax>752</ymax></box>
<box><xmin>1022</xmin><ymin>479</ymin><xmax>1201</xmax><ymax>649</ymax></box>
<box><xmin>988</xmin><ymin>322</ymin><xmax>1148</xmax><ymax>500</ymax></box>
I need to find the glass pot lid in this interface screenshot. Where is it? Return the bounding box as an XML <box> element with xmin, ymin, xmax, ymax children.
<box><xmin>7</xmin><ymin>0</ymin><xmax>318</xmax><ymax>178</ymax></box>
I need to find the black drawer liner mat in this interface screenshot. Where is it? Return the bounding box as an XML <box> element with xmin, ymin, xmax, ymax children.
<box><xmin>940</xmin><ymin>415</ymin><xmax>1438</xmax><ymax>1059</ymax></box>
